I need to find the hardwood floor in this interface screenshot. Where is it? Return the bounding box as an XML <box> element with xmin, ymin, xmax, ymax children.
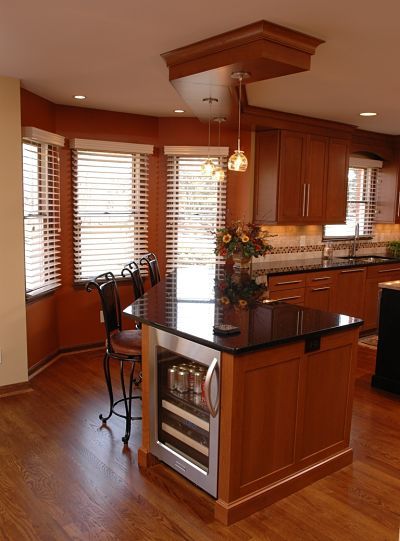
<box><xmin>0</xmin><ymin>345</ymin><xmax>399</xmax><ymax>540</ymax></box>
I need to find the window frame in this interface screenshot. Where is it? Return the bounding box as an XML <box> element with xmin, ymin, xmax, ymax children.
<box><xmin>164</xmin><ymin>145</ymin><xmax>229</xmax><ymax>272</ymax></box>
<box><xmin>323</xmin><ymin>156</ymin><xmax>382</xmax><ymax>241</ymax></box>
<box><xmin>70</xmin><ymin>138</ymin><xmax>153</xmax><ymax>283</ymax></box>
<box><xmin>22</xmin><ymin>127</ymin><xmax>64</xmax><ymax>299</ymax></box>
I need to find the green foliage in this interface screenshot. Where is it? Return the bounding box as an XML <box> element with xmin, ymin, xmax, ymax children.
<box><xmin>387</xmin><ymin>240</ymin><xmax>400</xmax><ymax>257</ymax></box>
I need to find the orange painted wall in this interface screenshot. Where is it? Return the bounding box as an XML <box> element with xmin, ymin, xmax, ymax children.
<box><xmin>21</xmin><ymin>90</ymin><xmax>253</xmax><ymax>368</ymax></box>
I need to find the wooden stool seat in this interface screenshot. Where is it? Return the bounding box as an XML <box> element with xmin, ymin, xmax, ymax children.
<box><xmin>110</xmin><ymin>329</ymin><xmax>142</xmax><ymax>356</ymax></box>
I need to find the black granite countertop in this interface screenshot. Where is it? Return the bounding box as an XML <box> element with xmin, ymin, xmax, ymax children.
<box><xmin>123</xmin><ymin>266</ymin><xmax>362</xmax><ymax>354</ymax></box>
<box><xmin>251</xmin><ymin>254</ymin><xmax>400</xmax><ymax>277</ymax></box>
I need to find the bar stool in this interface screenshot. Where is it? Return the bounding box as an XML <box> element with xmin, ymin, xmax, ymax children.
<box><xmin>86</xmin><ymin>271</ymin><xmax>141</xmax><ymax>444</ymax></box>
<box><xmin>139</xmin><ymin>252</ymin><xmax>161</xmax><ymax>287</ymax></box>
<box><xmin>121</xmin><ymin>260</ymin><xmax>145</xmax><ymax>301</ymax></box>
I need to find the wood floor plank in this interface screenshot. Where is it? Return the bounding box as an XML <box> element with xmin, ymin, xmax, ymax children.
<box><xmin>0</xmin><ymin>345</ymin><xmax>399</xmax><ymax>540</ymax></box>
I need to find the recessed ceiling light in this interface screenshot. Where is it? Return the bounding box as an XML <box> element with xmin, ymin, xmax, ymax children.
<box><xmin>73</xmin><ymin>95</ymin><xmax>86</xmax><ymax>100</ymax></box>
<box><xmin>359</xmin><ymin>112</ymin><xmax>377</xmax><ymax>117</ymax></box>
<box><xmin>174</xmin><ymin>109</ymin><xmax>185</xmax><ymax>113</ymax></box>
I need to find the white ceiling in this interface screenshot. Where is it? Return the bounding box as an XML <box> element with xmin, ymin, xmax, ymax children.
<box><xmin>1</xmin><ymin>0</ymin><xmax>400</xmax><ymax>134</ymax></box>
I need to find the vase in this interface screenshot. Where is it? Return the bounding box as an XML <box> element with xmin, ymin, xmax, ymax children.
<box><xmin>231</xmin><ymin>252</ymin><xmax>252</xmax><ymax>271</ymax></box>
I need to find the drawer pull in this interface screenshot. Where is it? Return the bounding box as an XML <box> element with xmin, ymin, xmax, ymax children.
<box><xmin>311</xmin><ymin>276</ymin><xmax>331</xmax><ymax>281</ymax></box>
<box><xmin>340</xmin><ymin>269</ymin><xmax>365</xmax><ymax>274</ymax></box>
<box><xmin>275</xmin><ymin>279</ymin><xmax>302</xmax><ymax>286</ymax></box>
<box><xmin>378</xmin><ymin>267</ymin><xmax>400</xmax><ymax>273</ymax></box>
<box><xmin>275</xmin><ymin>295</ymin><xmax>302</xmax><ymax>301</ymax></box>
<box><xmin>311</xmin><ymin>287</ymin><xmax>330</xmax><ymax>292</ymax></box>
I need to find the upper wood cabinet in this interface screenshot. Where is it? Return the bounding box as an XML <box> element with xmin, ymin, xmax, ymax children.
<box><xmin>254</xmin><ymin>130</ymin><xmax>350</xmax><ymax>225</ymax></box>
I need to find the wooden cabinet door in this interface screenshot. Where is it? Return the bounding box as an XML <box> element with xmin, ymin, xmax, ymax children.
<box><xmin>303</xmin><ymin>135</ymin><xmax>328</xmax><ymax>223</ymax></box>
<box><xmin>253</xmin><ymin>131</ymin><xmax>280</xmax><ymax>223</ymax></box>
<box><xmin>296</xmin><ymin>332</ymin><xmax>356</xmax><ymax>463</ymax></box>
<box><xmin>332</xmin><ymin>267</ymin><xmax>366</xmax><ymax>318</ymax></box>
<box><xmin>305</xmin><ymin>284</ymin><xmax>334</xmax><ymax>311</ymax></box>
<box><xmin>277</xmin><ymin>131</ymin><xmax>306</xmax><ymax>223</ymax></box>
<box><xmin>325</xmin><ymin>138</ymin><xmax>350</xmax><ymax>224</ymax></box>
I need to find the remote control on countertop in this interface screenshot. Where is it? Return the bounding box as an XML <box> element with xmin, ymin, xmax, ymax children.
<box><xmin>213</xmin><ymin>324</ymin><xmax>240</xmax><ymax>335</ymax></box>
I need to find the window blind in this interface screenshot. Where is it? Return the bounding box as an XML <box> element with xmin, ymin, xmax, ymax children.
<box><xmin>324</xmin><ymin>158</ymin><xmax>382</xmax><ymax>239</ymax></box>
<box><xmin>72</xmin><ymin>144</ymin><xmax>151</xmax><ymax>281</ymax></box>
<box><xmin>22</xmin><ymin>135</ymin><xmax>62</xmax><ymax>297</ymax></box>
<box><xmin>165</xmin><ymin>147</ymin><xmax>228</xmax><ymax>271</ymax></box>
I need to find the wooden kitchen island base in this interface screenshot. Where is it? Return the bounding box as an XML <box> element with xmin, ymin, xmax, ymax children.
<box><xmin>138</xmin><ymin>324</ymin><xmax>359</xmax><ymax>525</ymax></box>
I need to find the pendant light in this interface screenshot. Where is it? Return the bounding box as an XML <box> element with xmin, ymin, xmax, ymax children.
<box><xmin>212</xmin><ymin>117</ymin><xmax>226</xmax><ymax>182</ymax></box>
<box><xmin>228</xmin><ymin>71</ymin><xmax>249</xmax><ymax>172</ymax></box>
<box><xmin>201</xmin><ymin>97</ymin><xmax>218</xmax><ymax>176</ymax></box>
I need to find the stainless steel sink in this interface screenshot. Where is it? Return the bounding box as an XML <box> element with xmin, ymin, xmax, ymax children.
<box><xmin>338</xmin><ymin>255</ymin><xmax>393</xmax><ymax>262</ymax></box>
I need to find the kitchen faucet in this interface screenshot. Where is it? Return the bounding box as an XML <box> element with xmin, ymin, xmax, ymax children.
<box><xmin>349</xmin><ymin>223</ymin><xmax>360</xmax><ymax>258</ymax></box>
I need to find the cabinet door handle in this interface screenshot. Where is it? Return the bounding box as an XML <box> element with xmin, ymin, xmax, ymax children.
<box><xmin>302</xmin><ymin>184</ymin><xmax>307</xmax><ymax>217</ymax></box>
<box><xmin>274</xmin><ymin>295</ymin><xmax>302</xmax><ymax>301</ymax></box>
<box><xmin>306</xmin><ymin>183</ymin><xmax>310</xmax><ymax>217</ymax></box>
<box><xmin>378</xmin><ymin>267</ymin><xmax>400</xmax><ymax>273</ymax></box>
<box><xmin>275</xmin><ymin>279</ymin><xmax>302</xmax><ymax>285</ymax></box>
<box><xmin>340</xmin><ymin>269</ymin><xmax>365</xmax><ymax>274</ymax></box>
<box><xmin>204</xmin><ymin>357</ymin><xmax>219</xmax><ymax>418</ymax></box>
<box><xmin>311</xmin><ymin>276</ymin><xmax>332</xmax><ymax>281</ymax></box>
<box><xmin>311</xmin><ymin>287</ymin><xmax>330</xmax><ymax>291</ymax></box>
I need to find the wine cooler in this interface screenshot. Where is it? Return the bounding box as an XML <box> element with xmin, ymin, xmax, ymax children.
<box><xmin>148</xmin><ymin>328</ymin><xmax>220</xmax><ymax>497</ymax></box>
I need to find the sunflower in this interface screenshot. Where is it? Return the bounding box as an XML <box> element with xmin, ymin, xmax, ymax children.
<box><xmin>222</xmin><ymin>233</ymin><xmax>232</xmax><ymax>243</ymax></box>
<box><xmin>240</xmin><ymin>234</ymin><xmax>250</xmax><ymax>243</ymax></box>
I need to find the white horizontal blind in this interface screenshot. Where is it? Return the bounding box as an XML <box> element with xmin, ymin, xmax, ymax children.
<box><xmin>324</xmin><ymin>161</ymin><xmax>380</xmax><ymax>239</ymax></box>
<box><xmin>73</xmin><ymin>149</ymin><xmax>149</xmax><ymax>281</ymax></box>
<box><xmin>23</xmin><ymin>140</ymin><xmax>61</xmax><ymax>296</ymax></box>
<box><xmin>165</xmin><ymin>153</ymin><xmax>227</xmax><ymax>271</ymax></box>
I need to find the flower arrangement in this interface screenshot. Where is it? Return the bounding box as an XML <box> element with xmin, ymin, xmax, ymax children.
<box><xmin>214</xmin><ymin>220</ymin><xmax>272</xmax><ymax>260</ymax></box>
<box><xmin>216</xmin><ymin>271</ymin><xmax>267</xmax><ymax>310</ymax></box>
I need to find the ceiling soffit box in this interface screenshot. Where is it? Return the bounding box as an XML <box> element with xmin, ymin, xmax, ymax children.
<box><xmin>161</xmin><ymin>20</ymin><xmax>324</xmax><ymax>121</ymax></box>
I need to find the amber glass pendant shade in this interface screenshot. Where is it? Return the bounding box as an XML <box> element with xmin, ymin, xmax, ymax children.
<box><xmin>201</xmin><ymin>158</ymin><xmax>216</xmax><ymax>176</ymax></box>
<box><xmin>228</xmin><ymin>150</ymin><xmax>248</xmax><ymax>172</ymax></box>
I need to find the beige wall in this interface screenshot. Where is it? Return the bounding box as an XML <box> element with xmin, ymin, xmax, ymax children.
<box><xmin>0</xmin><ymin>76</ymin><xmax>28</xmax><ymax>386</ymax></box>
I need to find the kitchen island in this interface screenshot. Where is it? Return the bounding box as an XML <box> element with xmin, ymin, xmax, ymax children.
<box><xmin>124</xmin><ymin>265</ymin><xmax>363</xmax><ymax>525</ymax></box>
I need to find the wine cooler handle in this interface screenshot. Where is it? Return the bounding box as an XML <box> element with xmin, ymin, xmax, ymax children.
<box><xmin>204</xmin><ymin>357</ymin><xmax>219</xmax><ymax>418</ymax></box>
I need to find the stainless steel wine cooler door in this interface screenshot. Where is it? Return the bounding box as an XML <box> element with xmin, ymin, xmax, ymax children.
<box><xmin>148</xmin><ymin>327</ymin><xmax>220</xmax><ymax>498</ymax></box>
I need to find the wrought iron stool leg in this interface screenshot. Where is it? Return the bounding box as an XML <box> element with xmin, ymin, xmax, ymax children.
<box><xmin>120</xmin><ymin>361</ymin><xmax>132</xmax><ymax>444</ymax></box>
<box><xmin>99</xmin><ymin>353</ymin><xmax>114</xmax><ymax>423</ymax></box>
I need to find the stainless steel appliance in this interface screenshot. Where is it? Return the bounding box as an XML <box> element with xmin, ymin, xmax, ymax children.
<box><xmin>148</xmin><ymin>327</ymin><xmax>220</xmax><ymax>497</ymax></box>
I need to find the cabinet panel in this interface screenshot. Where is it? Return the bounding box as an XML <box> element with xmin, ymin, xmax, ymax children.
<box><xmin>332</xmin><ymin>268</ymin><xmax>366</xmax><ymax>318</ymax></box>
<box><xmin>304</xmin><ymin>135</ymin><xmax>328</xmax><ymax>223</ymax></box>
<box><xmin>254</xmin><ymin>131</ymin><xmax>350</xmax><ymax>225</ymax></box>
<box><xmin>325</xmin><ymin>138</ymin><xmax>349</xmax><ymax>224</ymax></box>
<box><xmin>268</xmin><ymin>273</ymin><xmax>306</xmax><ymax>291</ymax></box>
<box><xmin>297</xmin><ymin>343</ymin><xmax>353</xmax><ymax>460</ymax></box>
<box><xmin>240</xmin><ymin>356</ymin><xmax>301</xmax><ymax>485</ymax></box>
<box><xmin>277</xmin><ymin>131</ymin><xmax>305</xmax><ymax>223</ymax></box>
<box><xmin>253</xmin><ymin>131</ymin><xmax>280</xmax><ymax>223</ymax></box>
<box><xmin>305</xmin><ymin>285</ymin><xmax>334</xmax><ymax>311</ymax></box>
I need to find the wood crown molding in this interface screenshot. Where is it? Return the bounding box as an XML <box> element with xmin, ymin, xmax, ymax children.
<box><xmin>161</xmin><ymin>20</ymin><xmax>324</xmax><ymax>122</ymax></box>
<box><xmin>162</xmin><ymin>20</ymin><xmax>324</xmax><ymax>84</ymax></box>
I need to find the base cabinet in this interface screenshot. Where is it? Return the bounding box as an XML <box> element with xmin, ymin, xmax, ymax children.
<box><xmin>216</xmin><ymin>329</ymin><xmax>358</xmax><ymax>524</ymax></box>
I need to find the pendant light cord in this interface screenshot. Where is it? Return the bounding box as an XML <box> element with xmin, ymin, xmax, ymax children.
<box><xmin>237</xmin><ymin>75</ymin><xmax>242</xmax><ymax>152</ymax></box>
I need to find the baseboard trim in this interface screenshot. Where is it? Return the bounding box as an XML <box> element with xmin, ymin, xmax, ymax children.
<box><xmin>215</xmin><ymin>448</ymin><xmax>353</xmax><ymax>525</ymax></box>
<box><xmin>0</xmin><ymin>381</ymin><xmax>33</xmax><ymax>398</ymax></box>
<box><xmin>28</xmin><ymin>342</ymin><xmax>104</xmax><ymax>378</ymax></box>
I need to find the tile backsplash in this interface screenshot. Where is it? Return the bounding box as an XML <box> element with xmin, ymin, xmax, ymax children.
<box><xmin>259</xmin><ymin>224</ymin><xmax>400</xmax><ymax>262</ymax></box>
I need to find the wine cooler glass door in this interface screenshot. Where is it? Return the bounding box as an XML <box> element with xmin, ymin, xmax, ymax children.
<box><xmin>149</xmin><ymin>328</ymin><xmax>220</xmax><ymax>497</ymax></box>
